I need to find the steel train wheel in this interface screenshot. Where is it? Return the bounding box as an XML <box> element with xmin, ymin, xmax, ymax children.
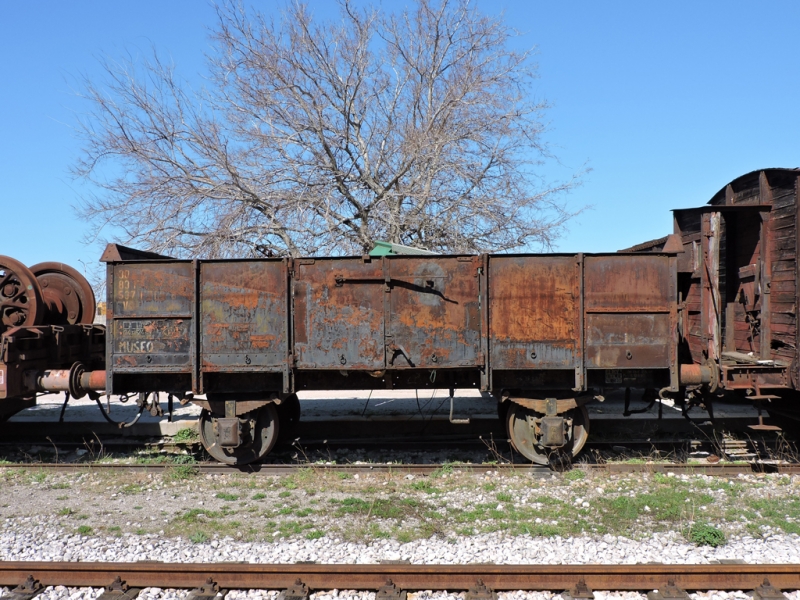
<box><xmin>505</xmin><ymin>403</ymin><xmax>590</xmax><ymax>465</ymax></box>
<box><xmin>199</xmin><ymin>404</ymin><xmax>280</xmax><ymax>465</ymax></box>
<box><xmin>0</xmin><ymin>256</ymin><xmax>44</xmax><ymax>334</ymax></box>
<box><xmin>29</xmin><ymin>262</ymin><xmax>96</xmax><ymax>325</ymax></box>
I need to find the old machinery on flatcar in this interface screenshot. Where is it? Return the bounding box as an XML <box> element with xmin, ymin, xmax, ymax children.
<box><xmin>2</xmin><ymin>168</ymin><xmax>800</xmax><ymax>465</ymax></box>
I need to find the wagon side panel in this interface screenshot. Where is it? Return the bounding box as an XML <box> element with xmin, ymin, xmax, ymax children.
<box><xmin>109</xmin><ymin>262</ymin><xmax>194</xmax><ymax>372</ymax></box>
<box><xmin>387</xmin><ymin>256</ymin><xmax>481</xmax><ymax>369</ymax></box>
<box><xmin>292</xmin><ymin>258</ymin><xmax>385</xmax><ymax>370</ymax></box>
<box><xmin>200</xmin><ymin>260</ymin><xmax>287</xmax><ymax>372</ymax></box>
<box><xmin>488</xmin><ymin>255</ymin><xmax>578</xmax><ymax>370</ymax></box>
<box><xmin>584</xmin><ymin>254</ymin><xmax>672</xmax><ymax>369</ymax></box>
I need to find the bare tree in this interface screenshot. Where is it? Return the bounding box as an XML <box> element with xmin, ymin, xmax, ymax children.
<box><xmin>74</xmin><ymin>0</ymin><xmax>580</xmax><ymax>258</ymax></box>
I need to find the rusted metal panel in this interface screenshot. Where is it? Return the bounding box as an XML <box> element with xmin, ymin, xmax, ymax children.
<box><xmin>293</xmin><ymin>258</ymin><xmax>385</xmax><ymax>369</ymax></box>
<box><xmin>584</xmin><ymin>255</ymin><xmax>670</xmax><ymax>313</ymax></box>
<box><xmin>200</xmin><ymin>260</ymin><xmax>287</xmax><ymax>372</ymax></box>
<box><xmin>584</xmin><ymin>255</ymin><xmax>672</xmax><ymax>369</ymax></box>
<box><xmin>488</xmin><ymin>255</ymin><xmax>579</xmax><ymax>370</ymax></box>
<box><xmin>112</xmin><ymin>319</ymin><xmax>191</xmax><ymax>368</ymax></box>
<box><xmin>111</xmin><ymin>263</ymin><xmax>193</xmax><ymax>317</ymax></box>
<box><xmin>387</xmin><ymin>256</ymin><xmax>481</xmax><ymax>369</ymax></box>
<box><xmin>584</xmin><ymin>313</ymin><xmax>671</xmax><ymax>368</ymax></box>
<box><xmin>109</xmin><ymin>262</ymin><xmax>194</xmax><ymax>372</ymax></box>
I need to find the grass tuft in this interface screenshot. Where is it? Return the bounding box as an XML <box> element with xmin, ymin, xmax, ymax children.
<box><xmin>189</xmin><ymin>531</ymin><xmax>209</xmax><ymax>543</ymax></box>
<box><xmin>688</xmin><ymin>523</ymin><xmax>726</xmax><ymax>547</ymax></box>
<box><xmin>174</xmin><ymin>428</ymin><xmax>199</xmax><ymax>443</ymax></box>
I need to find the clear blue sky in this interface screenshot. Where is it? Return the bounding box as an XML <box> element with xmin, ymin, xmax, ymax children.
<box><xmin>2</xmin><ymin>0</ymin><xmax>800</xmax><ymax>273</ymax></box>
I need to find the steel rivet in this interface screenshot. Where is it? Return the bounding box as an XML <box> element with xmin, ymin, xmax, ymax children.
<box><xmin>626</xmin><ymin>351</ymin><xmax>632</xmax><ymax>360</ymax></box>
<box><xmin>530</xmin><ymin>351</ymin><xmax>537</xmax><ymax>359</ymax></box>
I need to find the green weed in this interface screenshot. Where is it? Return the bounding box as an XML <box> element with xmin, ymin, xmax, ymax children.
<box><xmin>410</xmin><ymin>479</ymin><xmax>439</xmax><ymax>494</ymax></box>
<box><xmin>174</xmin><ymin>428</ymin><xmax>199</xmax><ymax>443</ymax></box>
<box><xmin>688</xmin><ymin>523</ymin><xmax>726</xmax><ymax>547</ymax></box>
<box><xmin>189</xmin><ymin>531</ymin><xmax>209</xmax><ymax>543</ymax></box>
<box><xmin>564</xmin><ymin>469</ymin><xmax>586</xmax><ymax>482</ymax></box>
<box><xmin>168</xmin><ymin>464</ymin><xmax>199</xmax><ymax>480</ymax></box>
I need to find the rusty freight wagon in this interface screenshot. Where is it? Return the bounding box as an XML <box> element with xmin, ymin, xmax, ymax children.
<box><xmin>2</xmin><ymin>167</ymin><xmax>800</xmax><ymax>466</ymax></box>
<box><xmin>94</xmin><ymin>246</ymin><xmax>679</xmax><ymax>464</ymax></box>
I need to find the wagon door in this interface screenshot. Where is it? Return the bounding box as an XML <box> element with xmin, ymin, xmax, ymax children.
<box><xmin>200</xmin><ymin>260</ymin><xmax>288</xmax><ymax>373</ymax></box>
<box><xmin>387</xmin><ymin>256</ymin><xmax>481</xmax><ymax>369</ymax></box>
<box><xmin>488</xmin><ymin>255</ymin><xmax>579</xmax><ymax>371</ymax></box>
<box><xmin>292</xmin><ymin>258</ymin><xmax>385</xmax><ymax>370</ymax></box>
<box><xmin>583</xmin><ymin>254</ymin><xmax>675</xmax><ymax>370</ymax></box>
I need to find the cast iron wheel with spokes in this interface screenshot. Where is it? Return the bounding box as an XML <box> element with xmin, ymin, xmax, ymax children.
<box><xmin>0</xmin><ymin>256</ymin><xmax>43</xmax><ymax>334</ymax></box>
<box><xmin>29</xmin><ymin>261</ymin><xmax>96</xmax><ymax>325</ymax></box>
<box><xmin>505</xmin><ymin>402</ymin><xmax>590</xmax><ymax>465</ymax></box>
<box><xmin>199</xmin><ymin>403</ymin><xmax>280</xmax><ymax>466</ymax></box>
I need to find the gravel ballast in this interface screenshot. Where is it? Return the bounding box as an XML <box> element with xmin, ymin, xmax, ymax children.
<box><xmin>1</xmin><ymin>520</ymin><xmax>800</xmax><ymax>564</ymax></box>
<box><xmin>2</xmin><ymin>465</ymin><xmax>800</xmax><ymax>600</ymax></box>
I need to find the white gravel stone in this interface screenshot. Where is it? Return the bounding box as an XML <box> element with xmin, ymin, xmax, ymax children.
<box><xmin>2</xmin><ymin>518</ymin><xmax>800</xmax><ymax>565</ymax></box>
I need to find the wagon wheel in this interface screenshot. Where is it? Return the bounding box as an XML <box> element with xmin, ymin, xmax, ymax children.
<box><xmin>506</xmin><ymin>402</ymin><xmax>590</xmax><ymax>465</ymax></box>
<box><xmin>0</xmin><ymin>256</ymin><xmax>44</xmax><ymax>334</ymax></box>
<box><xmin>29</xmin><ymin>262</ymin><xmax>96</xmax><ymax>326</ymax></box>
<box><xmin>199</xmin><ymin>404</ymin><xmax>280</xmax><ymax>465</ymax></box>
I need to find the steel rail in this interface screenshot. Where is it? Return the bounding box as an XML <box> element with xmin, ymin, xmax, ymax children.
<box><xmin>0</xmin><ymin>462</ymin><xmax>797</xmax><ymax>476</ymax></box>
<box><xmin>0</xmin><ymin>562</ymin><xmax>799</xmax><ymax>591</ymax></box>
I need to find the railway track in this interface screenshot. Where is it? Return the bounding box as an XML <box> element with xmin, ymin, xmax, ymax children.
<box><xmin>0</xmin><ymin>561</ymin><xmax>799</xmax><ymax>596</ymax></box>
<box><xmin>1</xmin><ymin>461</ymin><xmax>798</xmax><ymax>476</ymax></box>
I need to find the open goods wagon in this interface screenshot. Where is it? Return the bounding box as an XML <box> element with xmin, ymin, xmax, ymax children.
<box><xmin>1</xmin><ymin>167</ymin><xmax>800</xmax><ymax>465</ymax></box>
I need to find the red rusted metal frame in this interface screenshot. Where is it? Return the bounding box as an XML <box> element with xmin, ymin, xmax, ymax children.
<box><xmin>382</xmin><ymin>256</ymin><xmax>392</xmax><ymax>388</ymax></box>
<box><xmin>1</xmin><ymin>562</ymin><xmax>799</xmax><ymax>591</ymax></box>
<box><xmin>758</xmin><ymin>172</ymin><xmax>773</xmax><ymax>361</ymax></box>
<box><xmin>576</xmin><ymin>253</ymin><xmax>585</xmax><ymax>391</ymax></box>
<box><xmin>668</xmin><ymin>253</ymin><xmax>680</xmax><ymax>391</ymax></box>
<box><xmin>193</xmin><ymin>259</ymin><xmax>201</xmax><ymax>395</ymax></box>
<box><xmin>105</xmin><ymin>261</ymin><xmax>114</xmax><ymax>395</ymax></box>
<box><xmin>795</xmin><ymin>175</ymin><xmax>800</xmax><ymax>388</ymax></box>
<box><xmin>479</xmin><ymin>253</ymin><xmax>489</xmax><ymax>392</ymax></box>
<box><xmin>284</xmin><ymin>257</ymin><xmax>293</xmax><ymax>394</ymax></box>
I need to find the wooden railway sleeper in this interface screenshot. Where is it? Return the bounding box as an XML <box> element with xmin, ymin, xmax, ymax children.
<box><xmin>96</xmin><ymin>577</ymin><xmax>140</xmax><ymax>600</ymax></box>
<box><xmin>647</xmin><ymin>580</ymin><xmax>690</xmax><ymax>600</ymax></box>
<box><xmin>562</xmin><ymin>578</ymin><xmax>594</xmax><ymax>600</ymax></box>
<box><xmin>277</xmin><ymin>579</ymin><xmax>309</xmax><ymax>600</ymax></box>
<box><xmin>752</xmin><ymin>578</ymin><xmax>789</xmax><ymax>600</ymax></box>
<box><xmin>465</xmin><ymin>580</ymin><xmax>497</xmax><ymax>600</ymax></box>
<box><xmin>1</xmin><ymin>576</ymin><xmax>42</xmax><ymax>600</ymax></box>
<box><xmin>185</xmin><ymin>578</ymin><xmax>223</xmax><ymax>600</ymax></box>
<box><xmin>376</xmin><ymin>579</ymin><xmax>407</xmax><ymax>600</ymax></box>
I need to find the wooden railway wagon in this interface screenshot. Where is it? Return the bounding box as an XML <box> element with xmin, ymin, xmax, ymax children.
<box><xmin>628</xmin><ymin>168</ymin><xmax>800</xmax><ymax>421</ymax></box>
<box><xmin>2</xmin><ymin>168</ymin><xmax>800</xmax><ymax>465</ymax></box>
